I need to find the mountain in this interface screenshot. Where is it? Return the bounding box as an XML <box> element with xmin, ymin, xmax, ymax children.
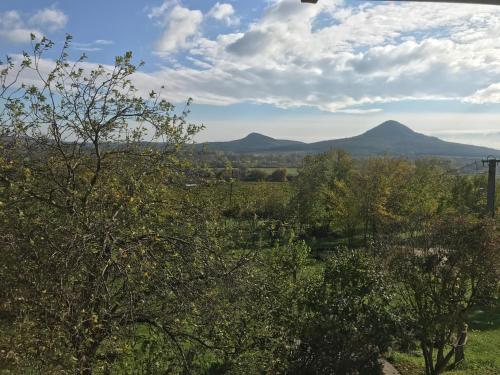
<box><xmin>198</xmin><ymin>132</ymin><xmax>305</xmax><ymax>153</ymax></box>
<box><xmin>199</xmin><ymin>120</ymin><xmax>500</xmax><ymax>158</ymax></box>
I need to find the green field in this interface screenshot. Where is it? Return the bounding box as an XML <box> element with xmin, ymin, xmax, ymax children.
<box><xmin>391</xmin><ymin>303</ymin><xmax>500</xmax><ymax>375</ymax></box>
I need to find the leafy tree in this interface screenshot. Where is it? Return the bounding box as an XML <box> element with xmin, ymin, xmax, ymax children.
<box><xmin>217</xmin><ymin>180</ymin><xmax>292</xmax><ymax>221</ymax></box>
<box><xmin>400</xmin><ymin>159</ymin><xmax>449</xmax><ymax>229</ymax></box>
<box><xmin>447</xmin><ymin>174</ymin><xmax>487</xmax><ymax>216</ymax></box>
<box><xmin>0</xmin><ymin>35</ymin><xmax>253</xmax><ymax>374</ymax></box>
<box><xmin>323</xmin><ymin>174</ymin><xmax>363</xmax><ymax>245</ymax></box>
<box><xmin>353</xmin><ymin>157</ymin><xmax>416</xmax><ymax>242</ymax></box>
<box><xmin>390</xmin><ymin>216</ymin><xmax>500</xmax><ymax>375</ymax></box>
<box><xmin>316</xmin><ymin>157</ymin><xmax>451</xmax><ymax>244</ymax></box>
<box><xmin>292</xmin><ymin>150</ymin><xmax>352</xmax><ymax>235</ymax></box>
<box><xmin>289</xmin><ymin>249</ymin><xmax>396</xmax><ymax>375</ymax></box>
<box><xmin>245</xmin><ymin>169</ymin><xmax>268</xmax><ymax>182</ymax></box>
<box><xmin>224</xmin><ymin>235</ymin><xmax>311</xmax><ymax>374</ymax></box>
<box><xmin>268</xmin><ymin>168</ymin><xmax>288</xmax><ymax>182</ymax></box>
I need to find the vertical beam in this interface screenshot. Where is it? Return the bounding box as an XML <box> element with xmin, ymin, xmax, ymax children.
<box><xmin>485</xmin><ymin>159</ymin><xmax>498</xmax><ymax>217</ymax></box>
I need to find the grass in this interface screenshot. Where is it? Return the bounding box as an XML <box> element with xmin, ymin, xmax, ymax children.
<box><xmin>391</xmin><ymin>302</ymin><xmax>500</xmax><ymax>375</ymax></box>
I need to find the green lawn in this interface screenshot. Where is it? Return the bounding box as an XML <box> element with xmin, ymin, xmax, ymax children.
<box><xmin>391</xmin><ymin>303</ymin><xmax>500</xmax><ymax>375</ymax></box>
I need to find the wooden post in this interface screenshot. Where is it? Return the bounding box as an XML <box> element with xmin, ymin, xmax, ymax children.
<box><xmin>482</xmin><ymin>157</ymin><xmax>500</xmax><ymax>217</ymax></box>
<box><xmin>487</xmin><ymin>159</ymin><xmax>496</xmax><ymax>217</ymax></box>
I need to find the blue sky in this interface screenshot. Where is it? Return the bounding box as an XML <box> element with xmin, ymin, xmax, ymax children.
<box><xmin>2</xmin><ymin>0</ymin><xmax>500</xmax><ymax>147</ymax></box>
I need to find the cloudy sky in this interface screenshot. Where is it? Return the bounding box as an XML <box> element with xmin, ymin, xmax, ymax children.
<box><xmin>2</xmin><ymin>0</ymin><xmax>500</xmax><ymax>147</ymax></box>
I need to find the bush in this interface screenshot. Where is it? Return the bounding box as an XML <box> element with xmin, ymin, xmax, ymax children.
<box><xmin>268</xmin><ymin>168</ymin><xmax>288</xmax><ymax>182</ymax></box>
<box><xmin>245</xmin><ymin>169</ymin><xmax>268</xmax><ymax>181</ymax></box>
<box><xmin>289</xmin><ymin>249</ymin><xmax>395</xmax><ymax>375</ymax></box>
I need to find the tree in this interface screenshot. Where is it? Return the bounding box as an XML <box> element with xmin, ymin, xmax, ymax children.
<box><xmin>323</xmin><ymin>175</ymin><xmax>362</xmax><ymax>245</ymax></box>
<box><xmin>324</xmin><ymin>157</ymin><xmax>450</xmax><ymax>245</ymax></box>
<box><xmin>289</xmin><ymin>249</ymin><xmax>396</xmax><ymax>375</ymax></box>
<box><xmin>292</xmin><ymin>150</ymin><xmax>352</xmax><ymax>235</ymax></box>
<box><xmin>401</xmin><ymin>158</ymin><xmax>449</xmax><ymax>230</ymax></box>
<box><xmin>448</xmin><ymin>174</ymin><xmax>487</xmax><ymax>216</ymax></box>
<box><xmin>245</xmin><ymin>169</ymin><xmax>268</xmax><ymax>182</ymax></box>
<box><xmin>268</xmin><ymin>168</ymin><xmax>288</xmax><ymax>182</ymax></box>
<box><xmin>354</xmin><ymin>157</ymin><xmax>416</xmax><ymax>243</ymax></box>
<box><xmin>0</xmin><ymin>35</ymin><xmax>251</xmax><ymax>374</ymax></box>
<box><xmin>390</xmin><ymin>216</ymin><xmax>500</xmax><ymax>375</ymax></box>
<box><xmin>221</xmin><ymin>235</ymin><xmax>311</xmax><ymax>374</ymax></box>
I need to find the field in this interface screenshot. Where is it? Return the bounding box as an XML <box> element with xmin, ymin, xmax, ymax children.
<box><xmin>391</xmin><ymin>303</ymin><xmax>500</xmax><ymax>375</ymax></box>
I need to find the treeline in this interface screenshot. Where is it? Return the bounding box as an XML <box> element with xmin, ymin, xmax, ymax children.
<box><xmin>215</xmin><ymin>166</ymin><xmax>291</xmax><ymax>182</ymax></box>
<box><xmin>214</xmin><ymin>151</ymin><xmax>490</xmax><ymax>240</ymax></box>
<box><xmin>1</xmin><ymin>37</ymin><xmax>499</xmax><ymax>375</ymax></box>
<box><xmin>292</xmin><ymin>151</ymin><xmax>488</xmax><ymax>241</ymax></box>
<box><xmin>187</xmin><ymin>148</ymin><xmax>304</xmax><ymax>169</ymax></box>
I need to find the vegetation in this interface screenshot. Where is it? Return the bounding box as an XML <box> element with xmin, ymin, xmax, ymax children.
<box><xmin>392</xmin><ymin>303</ymin><xmax>500</xmax><ymax>375</ymax></box>
<box><xmin>1</xmin><ymin>37</ymin><xmax>499</xmax><ymax>375</ymax></box>
<box><xmin>290</xmin><ymin>249</ymin><xmax>396</xmax><ymax>375</ymax></box>
<box><xmin>390</xmin><ymin>217</ymin><xmax>499</xmax><ymax>375</ymax></box>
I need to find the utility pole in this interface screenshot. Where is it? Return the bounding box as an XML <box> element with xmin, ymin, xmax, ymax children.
<box><xmin>482</xmin><ymin>157</ymin><xmax>500</xmax><ymax>217</ymax></box>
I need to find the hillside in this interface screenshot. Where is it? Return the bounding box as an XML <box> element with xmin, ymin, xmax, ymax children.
<box><xmin>199</xmin><ymin>120</ymin><xmax>500</xmax><ymax>158</ymax></box>
<box><xmin>198</xmin><ymin>132</ymin><xmax>305</xmax><ymax>153</ymax></box>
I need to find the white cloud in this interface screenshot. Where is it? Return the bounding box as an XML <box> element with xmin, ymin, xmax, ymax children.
<box><xmin>466</xmin><ymin>83</ymin><xmax>500</xmax><ymax>104</ymax></box>
<box><xmin>208</xmin><ymin>3</ymin><xmax>239</xmax><ymax>26</ymax></box>
<box><xmin>150</xmin><ymin>2</ymin><xmax>203</xmax><ymax>54</ymax></box>
<box><xmin>139</xmin><ymin>0</ymin><xmax>500</xmax><ymax>112</ymax></box>
<box><xmin>0</xmin><ymin>7</ymin><xmax>67</xmax><ymax>43</ymax></box>
<box><xmin>8</xmin><ymin>0</ymin><xmax>500</xmax><ymax>113</ymax></box>
<box><xmin>147</xmin><ymin>0</ymin><xmax>177</xmax><ymax>19</ymax></box>
<box><xmin>0</xmin><ymin>10</ymin><xmax>22</xmax><ymax>29</ymax></box>
<box><xmin>73</xmin><ymin>39</ymin><xmax>115</xmax><ymax>52</ymax></box>
<box><xmin>1</xmin><ymin>29</ymin><xmax>42</xmax><ymax>43</ymax></box>
<box><xmin>29</xmin><ymin>8</ymin><xmax>68</xmax><ymax>31</ymax></box>
<box><xmin>0</xmin><ymin>10</ymin><xmax>39</xmax><ymax>43</ymax></box>
<box><xmin>94</xmin><ymin>39</ymin><xmax>114</xmax><ymax>45</ymax></box>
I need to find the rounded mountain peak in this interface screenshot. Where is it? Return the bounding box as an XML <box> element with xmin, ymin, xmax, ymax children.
<box><xmin>363</xmin><ymin>120</ymin><xmax>415</xmax><ymax>138</ymax></box>
<box><xmin>244</xmin><ymin>132</ymin><xmax>272</xmax><ymax>140</ymax></box>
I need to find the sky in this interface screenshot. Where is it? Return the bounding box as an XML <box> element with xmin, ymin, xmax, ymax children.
<box><xmin>2</xmin><ymin>0</ymin><xmax>500</xmax><ymax>147</ymax></box>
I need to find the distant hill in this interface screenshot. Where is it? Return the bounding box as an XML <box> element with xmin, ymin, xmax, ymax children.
<box><xmin>198</xmin><ymin>132</ymin><xmax>305</xmax><ymax>153</ymax></box>
<box><xmin>199</xmin><ymin>120</ymin><xmax>500</xmax><ymax>158</ymax></box>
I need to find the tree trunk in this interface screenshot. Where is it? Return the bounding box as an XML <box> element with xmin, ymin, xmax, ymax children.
<box><xmin>454</xmin><ymin>324</ymin><xmax>468</xmax><ymax>368</ymax></box>
<box><xmin>77</xmin><ymin>353</ymin><xmax>93</xmax><ymax>375</ymax></box>
<box><xmin>421</xmin><ymin>342</ymin><xmax>434</xmax><ymax>375</ymax></box>
<box><xmin>75</xmin><ymin>337</ymin><xmax>101</xmax><ymax>375</ymax></box>
<box><xmin>346</xmin><ymin>224</ymin><xmax>355</xmax><ymax>247</ymax></box>
<box><xmin>363</xmin><ymin>219</ymin><xmax>368</xmax><ymax>246</ymax></box>
<box><xmin>436</xmin><ymin>345</ymin><xmax>444</xmax><ymax>367</ymax></box>
<box><xmin>434</xmin><ymin>345</ymin><xmax>455</xmax><ymax>375</ymax></box>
